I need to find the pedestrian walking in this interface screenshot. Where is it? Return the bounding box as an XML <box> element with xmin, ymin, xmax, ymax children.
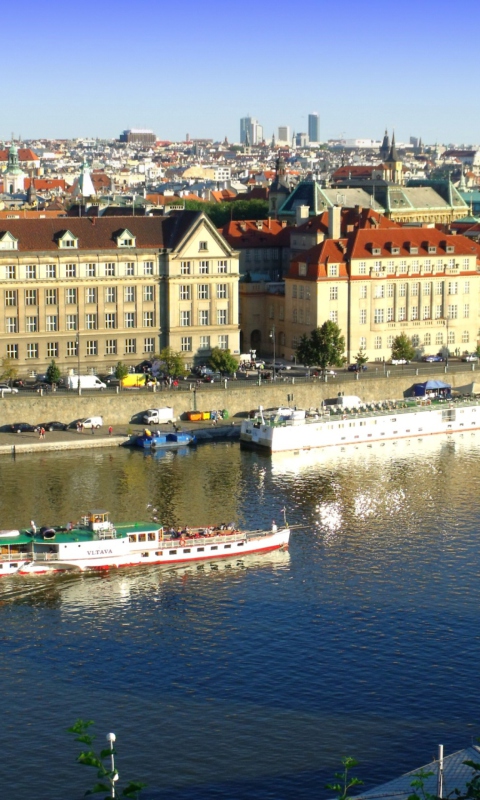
<box><xmin>91</xmin><ymin>425</ymin><xmax>95</xmax><ymax>435</ymax></box>
<box><xmin>108</xmin><ymin>426</ymin><xmax>113</xmax><ymax>436</ymax></box>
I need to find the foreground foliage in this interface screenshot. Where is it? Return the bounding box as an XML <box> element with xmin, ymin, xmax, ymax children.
<box><xmin>68</xmin><ymin>719</ymin><xmax>146</xmax><ymax>799</ymax></box>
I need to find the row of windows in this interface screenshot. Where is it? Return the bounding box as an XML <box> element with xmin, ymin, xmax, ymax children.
<box><xmin>6</xmin><ymin>338</ymin><xmax>156</xmax><ymax>360</ymax></box>
<box><xmin>5</xmin><ymin>286</ymin><xmax>155</xmax><ymax>306</ymax></box>
<box><xmin>291</xmin><ymin>285</ymin><xmax>311</xmax><ymax>299</ymax></box>
<box><xmin>180</xmin><ymin>310</ymin><xmax>229</xmax><ymax>326</ymax></box>
<box><xmin>361</xmin><ymin>330</ymin><xmax>471</xmax><ymax>351</ymax></box>
<box><xmin>180</xmin><ymin>335</ymin><xmax>229</xmax><ymax>352</ymax></box>
<box><xmin>180</xmin><ymin>260</ymin><xmax>228</xmax><ymax>275</ymax></box>
<box><xmin>292</xmin><ymin>309</ymin><xmax>312</xmax><ymax>324</ymax></box>
<box><xmin>357</xmin><ymin>258</ymin><xmax>470</xmax><ymax>274</ymax></box>
<box><xmin>245</xmin><ymin>249</ymin><xmax>280</xmax><ymax>262</ymax></box>
<box><xmin>370</xmin><ymin>281</ymin><xmax>470</xmax><ymax>299</ymax></box>
<box><xmin>4</xmin><ymin>262</ymin><xmax>155</xmax><ymax>280</ymax></box>
<box><xmin>363</xmin><ymin>305</ymin><xmax>470</xmax><ymax>324</ymax></box>
<box><xmin>4</xmin><ymin>312</ymin><xmax>156</xmax><ymax>333</ymax></box>
<box><xmin>179</xmin><ymin>284</ymin><xmax>228</xmax><ymax>300</ymax></box>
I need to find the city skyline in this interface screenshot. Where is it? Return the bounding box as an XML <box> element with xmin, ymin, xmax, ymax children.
<box><xmin>4</xmin><ymin>0</ymin><xmax>480</xmax><ymax>143</ymax></box>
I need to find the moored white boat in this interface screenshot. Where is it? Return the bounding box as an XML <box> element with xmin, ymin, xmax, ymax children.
<box><xmin>0</xmin><ymin>511</ymin><xmax>290</xmax><ymax>576</ymax></box>
<box><xmin>240</xmin><ymin>397</ymin><xmax>480</xmax><ymax>453</ymax></box>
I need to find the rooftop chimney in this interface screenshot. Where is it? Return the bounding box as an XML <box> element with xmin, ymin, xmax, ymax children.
<box><xmin>295</xmin><ymin>205</ymin><xmax>310</xmax><ymax>226</ymax></box>
<box><xmin>328</xmin><ymin>205</ymin><xmax>341</xmax><ymax>240</ymax></box>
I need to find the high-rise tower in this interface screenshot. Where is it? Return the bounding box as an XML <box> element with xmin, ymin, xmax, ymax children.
<box><xmin>308</xmin><ymin>113</ymin><xmax>320</xmax><ymax>143</ymax></box>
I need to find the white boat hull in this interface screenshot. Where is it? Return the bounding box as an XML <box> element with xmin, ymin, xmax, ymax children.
<box><xmin>10</xmin><ymin>528</ymin><xmax>290</xmax><ymax>576</ymax></box>
<box><xmin>240</xmin><ymin>400</ymin><xmax>480</xmax><ymax>453</ymax></box>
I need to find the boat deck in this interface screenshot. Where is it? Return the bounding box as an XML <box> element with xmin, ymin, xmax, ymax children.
<box><xmin>258</xmin><ymin>397</ymin><xmax>480</xmax><ymax>427</ymax></box>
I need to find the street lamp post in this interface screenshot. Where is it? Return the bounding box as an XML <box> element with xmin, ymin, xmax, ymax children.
<box><xmin>444</xmin><ymin>316</ymin><xmax>450</xmax><ymax>369</ymax></box>
<box><xmin>270</xmin><ymin>324</ymin><xmax>276</xmax><ymax>380</ymax></box>
<box><xmin>106</xmin><ymin>732</ymin><xmax>117</xmax><ymax>798</ymax></box>
<box><xmin>76</xmin><ymin>335</ymin><xmax>81</xmax><ymax>395</ymax></box>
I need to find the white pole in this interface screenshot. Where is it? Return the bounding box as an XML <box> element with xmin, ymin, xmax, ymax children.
<box><xmin>437</xmin><ymin>744</ymin><xmax>444</xmax><ymax>799</ymax></box>
<box><xmin>106</xmin><ymin>733</ymin><xmax>117</xmax><ymax>798</ymax></box>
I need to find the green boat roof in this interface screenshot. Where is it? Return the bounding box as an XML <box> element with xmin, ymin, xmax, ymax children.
<box><xmin>0</xmin><ymin>531</ymin><xmax>34</xmax><ymax>545</ymax></box>
<box><xmin>15</xmin><ymin>520</ymin><xmax>160</xmax><ymax>546</ymax></box>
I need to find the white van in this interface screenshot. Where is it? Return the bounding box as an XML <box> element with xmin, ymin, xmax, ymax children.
<box><xmin>65</xmin><ymin>375</ymin><xmax>107</xmax><ymax>390</ymax></box>
<box><xmin>80</xmin><ymin>417</ymin><xmax>103</xmax><ymax>429</ymax></box>
<box><xmin>142</xmin><ymin>408</ymin><xmax>175</xmax><ymax>425</ymax></box>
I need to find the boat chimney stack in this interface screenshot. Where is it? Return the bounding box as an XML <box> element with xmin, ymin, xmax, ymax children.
<box><xmin>437</xmin><ymin>744</ymin><xmax>444</xmax><ymax>799</ymax></box>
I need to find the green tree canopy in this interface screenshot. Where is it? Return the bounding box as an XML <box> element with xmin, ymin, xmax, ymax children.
<box><xmin>156</xmin><ymin>347</ymin><xmax>186</xmax><ymax>377</ymax></box>
<box><xmin>46</xmin><ymin>359</ymin><xmax>61</xmax><ymax>385</ymax></box>
<box><xmin>114</xmin><ymin>361</ymin><xmax>130</xmax><ymax>380</ymax></box>
<box><xmin>296</xmin><ymin>321</ymin><xmax>346</xmax><ymax>369</ymax></box>
<box><xmin>208</xmin><ymin>347</ymin><xmax>239</xmax><ymax>373</ymax></box>
<box><xmin>354</xmin><ymin>349</ymin><xmax>368</xmax><ymax>367</ymax></box>
<box><xmin>0</xmin><ymin>357</ymin><xmax>18</xmax><ymax>385</ymax></box>
<box><xmin>391</xmin><ymin>332</ymin><xmax>416</xmax><ymax>362</ymax></box>
<box><xmin>184</xmin><ymin>198</ymin><xmax>269</xmax><ymax>227</ymax></box>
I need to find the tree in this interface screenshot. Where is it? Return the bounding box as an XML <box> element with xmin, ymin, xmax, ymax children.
<box><xmin>354</xmin><ymin>349</ymin><xmax>369</xmax><ymax>367</ymax></box>
<box><xmin>391</xmin><ymin>332</ymin><xmax>416</xmax><ymax>362</ymax></box>
<box><xmin>68</xmin><ymin>719</ymin><xmax>146</xmax><ymax>800</ymax></box>
<box><xmin>326</xmin><ymin>757</ymin><xmax>363</xmax><ymax>800</ymax></box>
<box><xmin>208</xmin><ymin>347</ymin><xmax>239</xmax><ymax>374</ymax></box>
<box><xmin>0</xmin><ymin>357</ymin><xmax>18</xmax><ymax>386</ymax></box>
<box><xmin>46</xmin><ymin>359</ymin><xmax>61</xmax><ymax>385</ymax></box>
<box><xmin>115</xmin><ymin>361</ymin><xmax>130</xmax><ymax>380</ymax></box>
<box><xmin>296</xmin><ymin>321</ymin><xmax>346</xmax><ymax>369</ymax></box>
<box><xmin>156</xmin><ymin>346</ymin><xmax>186</xmax><ymax>377</ymax></box>
<box><xmin>183</xmin><ymin>198</ymin><xmax>269</xmax><ymax>227</ymax></box>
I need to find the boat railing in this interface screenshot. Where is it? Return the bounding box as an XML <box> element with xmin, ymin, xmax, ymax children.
<box><xmin>31</xmin><ymin>552</ymin><xmax>59</xmax><ymax>562</ymax></box>
<box><xmin>157</xmin><ymin>528</ymin><xmax>281</xmax><ymax>549</ymax></box>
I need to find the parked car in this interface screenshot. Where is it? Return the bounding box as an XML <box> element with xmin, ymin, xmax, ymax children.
<box><xmin>203</xmin><ymin>372</ymin><xmax>222</xmax><ymax>383</ymax></box>
<box><xmin>0</xmin><ymin>383</ymin><xmax>19</xmax><ymax>393</ymax></box>
<box><xmin>37</xmin><ymin>421</ymin><xmax>68</xmax><ymax>432</ymax></box>
<box><xmin>79</xmin><ymin>416</ymin><xmax>103</xmax><ymax>429</ymax></box>
<box><xmin>462</xmin><ymin>354</ymin><xmax>478</xmax><ymax>362</ymax></box>
<box><xmin>10</xmin><ymin>422</ymin><xmax>37</xmax><ymax>433</ymax></box>
<box><xmin>347</xmin><ymin>364</ymin><xmax>368</xmax><ymax>372</ymax></box>
<box><xmin>423</xmin><ymin>355</ymin><xmax>444</xmax><ymax>362</ymax></box>
<box><xmin>389</xmin><ymin>358</ymin><xmax>409</xmax><ymax>366</ymax></box>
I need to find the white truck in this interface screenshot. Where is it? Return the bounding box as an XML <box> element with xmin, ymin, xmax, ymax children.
<box><xmin>142</xmin><ymin>407</ymin><xmax>175</xmax><ymax>425</ymax></box>
<box><xmin>80</xmin><ymin>416</ymin><xmax>103</xmax><ymax>429</ymax></box>
<box><xmin>64</xmin><ymin>375</ymin><xmax>107</xmax><ymax>390</ymax></box>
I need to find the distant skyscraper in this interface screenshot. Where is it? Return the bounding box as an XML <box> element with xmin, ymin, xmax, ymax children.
<box><xmin>240</xmin><ymin>116</ymin><xmax>263</xmax><ymax>145</ymax></box>
<box><xmin>308</xmin><ymin>113</ymin><xmax>320</xmax><ymax>143</ymax></box>
<box><xmin>278</xmin><ymin>126</ymin><xmax>290</xmax><ymax>143</ymax></box>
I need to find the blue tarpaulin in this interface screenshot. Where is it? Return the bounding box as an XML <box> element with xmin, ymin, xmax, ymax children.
<box><xmin>413</xmin><ymin>379</ymin><xmax>451</xmax><ymax>397</ymax></box>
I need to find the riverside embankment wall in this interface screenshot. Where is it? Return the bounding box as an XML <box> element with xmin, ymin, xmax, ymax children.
<box><xmin>0</xmin><ymin>369</ymin><xmax>476</xmax><ymax>427</ymax></box>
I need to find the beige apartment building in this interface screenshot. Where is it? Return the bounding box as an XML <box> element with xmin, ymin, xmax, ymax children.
<box><xmin>284</xmin><ymin>225</ymin><xmax>480</xmax><ymax>364</ymax></box>
<box><xmin>0</xmin><ymin>212</ymin><xmax>239</xmax><ymax>374</ymax></box>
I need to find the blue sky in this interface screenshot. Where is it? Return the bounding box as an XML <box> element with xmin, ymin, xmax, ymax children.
<box><xmin>5</xmin><ymin>0</ymin><xmax>479</xmax><ymax>144</ymax></box>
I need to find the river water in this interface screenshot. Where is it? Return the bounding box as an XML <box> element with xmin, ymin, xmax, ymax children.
<box><xmin>1</xmin><ymin>435</ymin><xmax>479</xmax><ymax>800</ymax></box>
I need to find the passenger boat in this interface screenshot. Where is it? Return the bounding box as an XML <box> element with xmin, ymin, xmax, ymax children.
<box><xmin>133</xmin><ymin>430</ymin><xmax>196</xmax><ymax>449</ymax></box>
<box><xmin>240</xmin><ymin>397</ymin><xmax>480</xmax><ymax>453</ymax></box>
<box><xmin>0</xmin><ymin>511</ymin><xmax>290</xmax><ymax>576</ymax></box>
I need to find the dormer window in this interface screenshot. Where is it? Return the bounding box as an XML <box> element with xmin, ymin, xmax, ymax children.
<box><xmin>299</xmin><ymin>263</ymin><xmax>307</xmax><ymax>276</ymax></box>
<box><xmin>446</xmin><ymin>244</ymin><xmax>455</xmax><ymax>254</ymax></box>
<box><xmin>57</xmin><ymin>231</ymin><xmax>78</xmax><ymax>249</ymax></box>
<box><xmin>371</xmin><ymin>247</ymin><xmax>381</xmax><ymax>256</ymax></box>
<box><xmin>0</xmin><ymin>231</ymin><xmax>18</xmax><ymax>250</ymax></box>
<box><xmin>116</xmin><ymin>229</ymin><xmax>136</xmax><ymax>248</ymax></box>
<box><xmin>428</xmin><ymin>245</ymin><xmax>437</xmax><ymax>254</ymax></box>
<box><xmin>328</xmin><ymin>264</ymin><xmax>339</xmax><ymax>277</ymax></box>
<box><xmin>390</xmin><ymin>244</ymin><xmax>400</xmax><ymax>255</ymax></box>
<box><xmin>408</xmin><ymin>244</ymin><xmax>418</xmax><ymax>254</ymax></box>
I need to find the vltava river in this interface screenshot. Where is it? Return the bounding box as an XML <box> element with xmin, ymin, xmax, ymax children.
<box><xmin>1</xmin><ymin>436</ymin><xmax>479</xmax><ymax>800</ymax></box>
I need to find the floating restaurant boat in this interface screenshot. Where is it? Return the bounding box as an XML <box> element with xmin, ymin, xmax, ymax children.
<box><xmin>0</xmin><ymin>511</ymin><xmax>290</xmax><ymax>576</ymax></box>
<box><xmin>133</xmin><ymin>430</ymin><xmax>196</xmax><ymax>449</ymax></box>
<box><xmin>240</xmin><ymin>396</ymin><xmax>480</xmax><ymax>453</ymax></box>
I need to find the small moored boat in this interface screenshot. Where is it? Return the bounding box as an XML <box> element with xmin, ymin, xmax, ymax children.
<box><xmin>134</xmin><ymin>430</ymin><xmax>196</xmax><ymax>449</ymax></box>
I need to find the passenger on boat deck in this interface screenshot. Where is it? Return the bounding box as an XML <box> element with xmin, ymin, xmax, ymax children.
<box><xmin>66</xmin><ymin>521</ymin><xmax>73</xmax><ymax>531</ymax></box>
<box><xmin>272</xmin><ymin>520</ymin><xmax>277</xmax><ymax>532</ymax></box>
<box><xmin>30</xmin><ymin>520</ymin><xmax>37</xmax><ymax>534</ymax></box>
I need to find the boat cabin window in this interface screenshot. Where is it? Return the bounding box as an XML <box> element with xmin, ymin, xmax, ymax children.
<box><xmin>129</xmin><ymin>535</ymin><xmax>137</xmax><ymax>543</ymax></box>
<box><xmin>148</xmin><ymin>533</ymin><xmax>156</xmax><ymax>541</ymax></box>
<box><xmin>197</xmin><ymin>547</ymin><xmax>204</xmax><ymax>552</ymax></box>
<box><xmin>169</xmin><ymin>549</ymin><xmax>177</xmax><ymax>555</ymax></box>
<box><xmin>138</xmin><ymin>534</ymin><xmax>146</xmax><ymax>542</ymax></box>
<box><xmin>211</xmin><ymin>545</ymin><xmax>218</xmax><ymax>550</ymax></box>
<box><xmin>155</xmin><ymin>551</ymin><xmax>163</xmax><ymax>556</ymax></box>
<box><xmin>183</xmin><ymin>548</ymin><xmax>191</xmax><ymax>553</ymax></box>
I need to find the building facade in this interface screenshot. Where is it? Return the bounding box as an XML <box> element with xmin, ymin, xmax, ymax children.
<box><xmin>0</xmin><ymin>212</ymin><xmax>239</xmax><ymax>375</ymax></box>
<box><xmin>308</xmin><ymin>114</ymin><xmax>320</xmax><ymax>143</ymax></box>
<box><xmin>284</xmin><ymin>227</ymin><xmax>480</xmax><ymax>364</ymax></box>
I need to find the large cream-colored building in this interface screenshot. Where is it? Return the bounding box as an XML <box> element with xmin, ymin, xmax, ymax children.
<box><xmin>0</xmin><ymin>212</ymin><xmax>239</xmax><ymax>374</ymax></box>
<box><xmin>284</xmin><ymin>221</ymin><xmax>480</xmax><ymax>363</ymax></box>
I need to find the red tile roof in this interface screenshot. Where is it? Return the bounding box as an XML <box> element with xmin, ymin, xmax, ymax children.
<box><xmin>220</xmin><ymin>219</ymin><xmax>291</xmax><ymax>248</ymax></box>
<box><xmin>0</xmin><ymin>148</ymin><xmax>39</xmax><ymax>162</ymax></box>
